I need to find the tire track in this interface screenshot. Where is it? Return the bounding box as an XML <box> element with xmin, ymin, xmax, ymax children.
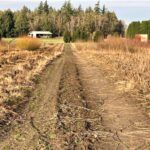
<box><xmin>54</xmin><ymin>44</ymin><xmax>104</xmax><ymax>149</ymax></box>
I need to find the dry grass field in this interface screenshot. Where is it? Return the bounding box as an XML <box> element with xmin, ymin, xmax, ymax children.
<box><xmin>75</xmin><ymin>37</ymin><xmax>150</xmax><ymax>116</ymax></box>
<box><xmin>0</xmin><ymin>40</ymin><xmax>150</xmax><ymax>149</ymax></box>
<box><xmin>0</xmin><ymin>39</ymin><xmax>64</xmax><ymax>120</ymax></box>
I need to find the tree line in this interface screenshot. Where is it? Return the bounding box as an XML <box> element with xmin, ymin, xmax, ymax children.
<box><xmin>127</xmin><ymin>20</ymin><xmax>150</xmax><ymax>39</ymax></box>
<box><xmin>0</xmin><ymin>1</ymin><xmax>124</xmax><ymax>42</ymax></box>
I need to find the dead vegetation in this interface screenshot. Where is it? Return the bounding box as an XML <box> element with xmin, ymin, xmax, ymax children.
<box><xmin>0</xmin><ymin>43</ymin><xmax>150</xmax><ymax>149</ymax></box>
<box><xmin>74</xmin><ymin>37</ymin><xmax>150</xmax><ymax>116</ymax></box>
<box><xmin>16</xmin><ymin>37</ymin><xmax>41</xmax><ymax>51</ymax></box>
<box><xmin>0</xmin><ymin>41</ymin><xmax>9</xmax><ymax>51</ymax></box>
<box><xmin>0</xmin><ymin>42</ymin><xmax>64</xmax><ymax>121</ymax></box>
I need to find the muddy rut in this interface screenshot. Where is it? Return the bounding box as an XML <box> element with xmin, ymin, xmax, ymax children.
<box><xmin>0</xmin><ymin>44</ymin><xmax>150</xmax><ymax>149</ymax></box>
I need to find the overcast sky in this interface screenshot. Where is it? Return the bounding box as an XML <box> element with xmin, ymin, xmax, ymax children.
<box><xmin>0</xmin><ymin>0</ymin><xmax>150</xmax><ymax>25</ymax></box>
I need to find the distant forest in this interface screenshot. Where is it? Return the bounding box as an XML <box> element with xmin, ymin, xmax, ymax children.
<box><xmin>127</xmin><ymin>21</ymin><xmax>150</xmax><ymax>39</ymax></box>
<box><xmin>0</xmin><ymin>1</ymin><xmax>125</xmax><ymax>42</ymax></box>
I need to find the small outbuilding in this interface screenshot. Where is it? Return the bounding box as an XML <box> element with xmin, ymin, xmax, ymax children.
<box><xmin>135</xmin><ymin>34</ymin><xmax>148</xmax><ymax>42</ymax></box>
<box><xmin>28</xmin><ymin>31</ymin><xmax>52</xmax><ymax>38</ymax></box>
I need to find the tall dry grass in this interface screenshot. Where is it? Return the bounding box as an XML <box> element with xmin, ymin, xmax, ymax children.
<box><xmin>0</xmin><ymin>41</ymin><xmax>8</xmax><ymax>51</ymax></box>
<box><xmin>75</xmin><ymin>37</ymin><xmax>150</xmax><ymax>94</ymax></box>
<box><xmin>0</xmin><ymin>43</ymin><xmax>64</xmax><ymax>120</ymax></box>
<box><xmin>76</xmin><ymin>37</ymin><xmax>150</xmax><ymax>53</ymax></box>
<box><xmin>16</xmin><ymin>37</ymin><xmax>41</xmax><ymax>50</ymax></box>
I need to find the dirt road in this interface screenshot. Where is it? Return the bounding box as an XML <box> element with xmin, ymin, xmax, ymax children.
<box><xmin>0</xmin><ymin>44</ymin><xmax>150</xmax><ymax>149</ymax></box>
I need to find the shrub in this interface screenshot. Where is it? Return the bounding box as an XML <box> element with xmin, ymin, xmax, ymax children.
<box><xmin>0</xmin><ymin>40</ymin><xmax>8</xmax><ymax>51</ymax></box>
<box><xmin>63</xmin><ymin>30</ymin><xmax>72</xmax><ymax>43</ymax></box>
<box><xmin>71</xmin><ymin>28</ymin><xmax>90</xmax><ymax>42</ymax></box>
<box><xmin>93</xmin><ymin>30</ymin><xmax>103</xmax><ymax>42</ymax></box>
<box><xmin>16</xmin><ymin>37</ymin><xmax>41</xmax><ymax>50</ymax></box>
<box><xmin>72</xmin><ymin>30</ymin><xmax>79</xmax><ymax>42</ymax></box>
<box><xmin>80</xmin><ymin>29</ymin><xmax>90</xmax><ymax>42</ymax></box>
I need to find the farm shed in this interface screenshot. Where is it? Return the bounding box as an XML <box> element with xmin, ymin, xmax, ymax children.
<box><xmin>28</xmin><ymin>31</ymin><xmax>52</xmax><ymax>38</ymax></box>
<box><xmin>135</xmin><ymin>34</ymin><xmax>148</xmax><ymax>42</ymax></box>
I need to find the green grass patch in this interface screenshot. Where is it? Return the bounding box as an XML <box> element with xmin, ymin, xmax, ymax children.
<box><xmin>2</xmin><ymin>37</ymin><xmax>64</xmax><ymax>44</ymax></box>
<box><xmin>2</xmin><ymin>38</ymin><xmax>16</xmax><ymax>43</ymax></box>
<box><xmin>40</xmin><ymin>37</ymin><xmax>64</xmax><ymax>44</ymax></box>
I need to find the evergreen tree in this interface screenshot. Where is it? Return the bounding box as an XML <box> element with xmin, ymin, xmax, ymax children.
<box><xmin>0</xmin><ymin>1</ymin><xmax>125</xmax><ymax>40</ymax></box>
<box><xmin>127</xmin><ymin>21</ymin><xmax>141</xmax><ymax>38</ymax></box>
<box><xmin>22</xmin><ymin>6</ymin><xmax>30</xmax><ymax>14</ymax></box>
<box><xmin>0</xmin><ymin>12</ymin><xmax>3</xmax><ymax>37</ymax></box>
<box><xmin>38</xmin><ymin>1</ymin><xmax>44</xmax><ymax>14</ymax></box>
<box><xmin>102</xmin><ymin>5</ymin><xmax>106</xmax><ymax>14</ymax></box>
<box><xmin>101</xmin><ymin>17</ymin><xmax>111</xmax><ymax>38</ymax></box>
<box><xmin>85</xmin><ymin>7</ymin><xmax>93</xmax><ymax>13</ymax></box>
<box><xmin>114</xmin><ymin>20</ymin><xmax>125</xmax><ymax>37</ymax></box>
<box><xmin>93</xmin><ymin>30</ymin><xmax>103</xmax><ymax>42</ymax></box>
<box><xmin>61</xmin><ymin>1</ymin><xmax>73</xmax><ymax>23</ymax></box>
<box><xmin>148</xmin><ymin>21</ymin><xmax>150</xmax><ymax>40</ymax></box>
<box><xmin>43</xmin><ymin>0</ymin><xmax>49</xmax><ymax>14</ymax></box>
<box><xmin>15</xmin><ymin>7</ymin><xmax>29</xmax><ymax>36</ymax></box>
<box><xmin>94</xmin><ymin>1</ymin><xmax>100</xmax><ymax>14</ymax></box>
<box><xmin>72</xmin><ymin>28</ymin><xmax>81</xmax><ymax>42</ymax></box>
<box><xmin>140</xmin><ymin>21</ymin><xmax>149</xmax><ymax>34</ymax></box>
<box><xmin>127</xmin><ymin>20</ymin><xmax>150</xmax><ymax>39</ymax></box>
<box><xmin>0</xmin><ymin>10</ymin><xmax>14</xmax><ymax>37</ymax></box>
<box><xmin>63</xmin><ymin>30</ymin><xmax>72</xmax><ymax>43</ymax></box>
<box><xmin>80</xmin><ymin>28</ymin><xmax>89</xmax><ymax>41</ymax></box>
<box><xmin>72</xmin><ymin>30</ymin><xmax>77</xmax><ymax>42</ymax></box>
<box><xmin>78</xmin><ymin>5</ymin><xmax>82</xmax><ymax>12</ymax></box>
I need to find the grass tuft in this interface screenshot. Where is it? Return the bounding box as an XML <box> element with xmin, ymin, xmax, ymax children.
<box><xmin>16</xmin><ymin>37</ymin><xmax>41</xmax><ymax>51</ymax></box>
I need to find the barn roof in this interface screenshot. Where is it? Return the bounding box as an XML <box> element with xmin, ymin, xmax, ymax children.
<box><xmin>29</xmin><ymin>31</ymin><xmax>52</xmax><ymax>35</ymax></box>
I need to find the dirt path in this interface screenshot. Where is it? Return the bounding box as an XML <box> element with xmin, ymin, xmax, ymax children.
<box><xmin>0</xmin><ymin>44</ymin><xmax>150</xmax><ymax>149</ymax></box>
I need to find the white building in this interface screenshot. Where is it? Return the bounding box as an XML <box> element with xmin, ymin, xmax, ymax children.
<box><xmin>28</xmin><ymin>31</ymin><xmax>52</xmax><ymax>38</ymax></box>
<box><xmin>135</xmin><ymin>34</ymin><xmax>148</xmax><ymax>42</ymax></box>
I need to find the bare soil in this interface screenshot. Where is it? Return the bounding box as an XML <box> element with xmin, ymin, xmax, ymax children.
<box><xmin>0</xmin><ymin>44</ymin><xmax>150</xmax><ymax>149</ymax></box>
